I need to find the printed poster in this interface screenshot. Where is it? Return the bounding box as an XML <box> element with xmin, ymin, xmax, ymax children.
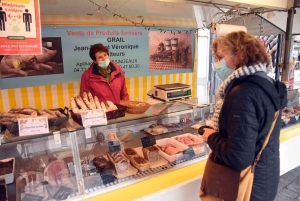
<box><xmin>0</xmin><ymin>0</ymin><xmax>42</xmax><ymax>55</ymax></box>
<box><xmin>0</xmin><ymin>26</ymin><xmax>194</xmax><ymax>89</ymax></box>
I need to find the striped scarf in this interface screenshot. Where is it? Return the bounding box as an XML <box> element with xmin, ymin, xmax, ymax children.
<box><xmin>208</xmin><ymin>63</ymin><xmax>267</xmax><ymax>131</ymax></box>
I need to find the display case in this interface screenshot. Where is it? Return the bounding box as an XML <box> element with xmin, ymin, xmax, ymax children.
<box><xmin>1</xmin><ymin>93</ymin><xmax>300</xmax><ymax>201</ymax></box>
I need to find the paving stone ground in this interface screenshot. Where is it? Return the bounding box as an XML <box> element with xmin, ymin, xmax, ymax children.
<box><xmin>275</xmin><ymin>166</ymin><xmax>300</xmax><ymax>201</ymax></box>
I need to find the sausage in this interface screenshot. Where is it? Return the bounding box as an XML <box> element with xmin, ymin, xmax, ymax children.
<box><xmin>70</xmin><ymin>97</ymin><xmax>79</xmax><ymax>110</ymax></box>
<box><xmin>106</xmin><ymin>101</ymin><xmax>118</xmax><ymax>111</ymax></box>
<box><xmin>54</xmin><ymin>110</ymin><xmax>66</xmax><ymax>117</ymax></box>
<box><xmin>94</xmin><ymin>96</ymin><xmax>101</xmax><ymax>109</ymax></box>
<box><xmin>100</xmin><ymin>102</ymin><xmax>107</xmax><ymax>112</ymax></box>
<box><xmin>87</xmin><ymin>92</ymin><xmax>96</xmax><ymax>109</ymax></box>
<box><xmin>75</xmin><ymin>96</ymin><xmax>88</xmax><ymax>110</ymax></box>
<box><xmin>82</xmin><ymin>92</ymin><xmax>93</xmax><ymax>110</ymax></box>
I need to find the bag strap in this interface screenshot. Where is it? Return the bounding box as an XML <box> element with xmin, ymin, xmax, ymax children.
<box><xmin>251</xmin><ymin>110</ymin><xmax>280</xmax><ymax>172</ymax></box>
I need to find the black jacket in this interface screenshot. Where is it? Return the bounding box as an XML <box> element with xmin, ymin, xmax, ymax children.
<box><xmin>207</xmin><ymin>72</ymin><xmax>287</xmax><ymax>201</ymax></box>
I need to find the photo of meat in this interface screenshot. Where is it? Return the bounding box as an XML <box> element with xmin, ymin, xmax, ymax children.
<box><xmin>0</xmin><ymin>37</ymin><xmax>64</xmax><ymax>78</ymax></box>
<box><xmin>149</xmin><ymin>31</ymin><xmax>193</xmax><ymax>71</ymax></box>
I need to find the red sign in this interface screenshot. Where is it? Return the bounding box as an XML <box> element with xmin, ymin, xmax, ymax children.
<box><xmin>0</xmin><ymin>0</ymin><xmax>42</xmax><ymax>55</ymax></box>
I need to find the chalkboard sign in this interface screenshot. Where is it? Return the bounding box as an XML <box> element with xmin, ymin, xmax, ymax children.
<box><xmin>22</xmin><ymin>194</ymin><xmax>44</xmax><ymax>201</ymax></box>
<box><xmin>108</xmin><ymin>140</ymin><xmax>121</xmax><ymax>153</ymax></box>
<box><xmin>100</xmin><ymin>169</ymin><xmax>115</xmax><ymax>185</ymax></box>
<box><xmin>53</xmin><ymin>186</ymin><xmax>74</xmax><ymax>200</ymax></box>
<box><xmin>183</xmin><ymin>147</ymin><xmax>195</xmax><ymax>161</ymax></box>
<box><xmin>141</xmin><ymin>135</ymin><xmax>156</xmax><ymax>148</ymax></box>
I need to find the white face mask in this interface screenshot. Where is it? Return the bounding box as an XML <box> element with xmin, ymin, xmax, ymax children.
<box><xmin>213</xmin><ymin>53</ymin><xmax>236</xmax><ymax>81</ymax></box>
<box><xmin>97</xmin><ymin>58</ymin><xmax>110</xmax><ymax>68</ymax></box>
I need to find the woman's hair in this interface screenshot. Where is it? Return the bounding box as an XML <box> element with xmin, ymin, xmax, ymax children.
<box><xmin>211</xmin><ymin>31</ymin><xmax>270</xmax><ymax>68</ymax></box>
<box><xmin>89</xmin><ymin>43</ymin><xmax>109</xmax><ymax>61</ymax></box>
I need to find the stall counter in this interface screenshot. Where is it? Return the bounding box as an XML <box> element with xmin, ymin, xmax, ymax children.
<box><xmin>83</xmin><ymin>125</ymin><xmax>300</xmax><ymax>201</ymax></box>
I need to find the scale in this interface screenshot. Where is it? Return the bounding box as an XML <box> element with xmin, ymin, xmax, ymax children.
<box><xmin>147</xmin><ymin>83</ymin><xmax>192</xmax><ymax>104</ymax></box>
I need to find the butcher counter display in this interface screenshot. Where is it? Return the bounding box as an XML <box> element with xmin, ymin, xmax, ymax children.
<box><xmin>0</xmin><ymin>89</ymin><xmax>299</xmax><ymax>201</ymax></box>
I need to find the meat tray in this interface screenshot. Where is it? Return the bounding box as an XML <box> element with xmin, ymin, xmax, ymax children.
<box><xmin>71</xmin><ymin>104</ymin><xmax>126</xmax><ymax>126</ymax></box>
<box><xmin>171</xmin><ymin>133</ymin><xmax>205</xmax><ymax>155</ymax></box>
<box><xmin>156</xmin><ymin>138</ymin><xmax>189</xmax><ymax>162</ymax></box>
<box><xmin>2</xmin><ymin>107</ymin><xmax>69</xmax><ymax>135</ymax></box>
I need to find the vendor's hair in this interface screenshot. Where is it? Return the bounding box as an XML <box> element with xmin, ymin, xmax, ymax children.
<box><xmin>89</xmin><ymin>43</ymin><xmax>109</xmax><ymax>61</ymax></box>
<box><xmin>211</xmin><ymin>31</ymin><xmax>270</xmax><ymax>68</ymax></box>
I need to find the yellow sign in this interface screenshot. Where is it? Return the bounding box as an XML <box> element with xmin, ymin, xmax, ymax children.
<box><xmin>2</xmin><ymin>0</ymin><xmax>30</xmax><ymax>4</ymax></box>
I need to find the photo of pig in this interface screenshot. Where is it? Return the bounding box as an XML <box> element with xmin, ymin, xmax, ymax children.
<box><xmin>148</xmin><ymin>31</ymin><xmax>193</xmax><ymax>71</ymax></box>
<box><xmin>0</xmin><ymin>37</ymin><xmax>64</xmax><ymax>78</ymax></box>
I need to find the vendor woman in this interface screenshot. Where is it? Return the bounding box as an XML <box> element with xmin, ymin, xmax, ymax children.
<box><xmin>80</xmin><ymin>43</ymin><xmax>129</xmax><ymax>104</ymax></box>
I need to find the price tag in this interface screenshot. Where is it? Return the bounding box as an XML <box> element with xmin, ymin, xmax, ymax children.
<box><xmin>53</xmin><ymin>132</ymin><xmax>61</xmax><ymax>145</ymax></box>
<box><xmin>80</xmin><ymin>109</ymin><xmax>107</xmax><ymax>127</ymax></box>
<box><xmin>183</xmin><ymin>147</ymin><xmax>195</xmax><ymax>160</ymax></box>
<box><xmin>141</xmin><ymin>135</ymin><xmax>156</xmax><ymax>148</ymax></box>
<box><xmin>108</xmin><ymin>140</ymin><xmax>121</xmax><ymax>152</ymax></box>
<box><xmin>100</xmin><ymin>169</ymin><xmax>115</xmax><ymax>185</ymax></box>
<box><xmin>22</xmin><ymin>194</ymin><xmax>44</xmax><ymax>201</ymax></box>
<box><xmin>53</xmin><ymin>186</ymin><xmax>74</xmax><ymax>200</ymax></box>
<box><xmin>18</xmin><ymin>117</ymin><xmax>49</xmax><ymax>136</ymax></box>
<box><xmin>85</xmin><ymin>127</ymin><xmax>92</xmax><ymax>139</ymax></box>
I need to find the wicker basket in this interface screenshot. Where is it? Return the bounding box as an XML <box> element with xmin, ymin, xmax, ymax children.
<box><xmin>119</xmin><ymin>100</ymin><xmax>151</xmax><ymax>114</ymax></box>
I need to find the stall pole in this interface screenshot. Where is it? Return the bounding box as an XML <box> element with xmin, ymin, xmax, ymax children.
<box><xmin>275</xmin><ymin>34</ymin><xmax>283</xmax><ymax>80</ymax></box>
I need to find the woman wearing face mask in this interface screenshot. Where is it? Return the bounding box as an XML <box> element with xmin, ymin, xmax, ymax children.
<box><xmin>200</xmin><ymin>31</ymin><xmax>287</xmax><ymax>201</ymax></box>
<box><xmin>80</xmin><ymin>43</ymin><xmax>129</xmax><ymax>104</ymax></box>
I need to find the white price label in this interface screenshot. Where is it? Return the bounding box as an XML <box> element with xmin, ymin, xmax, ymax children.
<box><xmin>18</xmin><ymin>117</ymin><xmax>49</xmax><ymax>136</ymax></box>
<box><xmin>53</xmin><ymin>133</ymin><xmax>61</xmax><ymax>145</ymax></box>
<box><xmin>80</xmin><ymin>109</ymin><xmax>107</xmax><ymax>127</ymax></box>
<box><xmin>85</xmin><ymin>127</ymin><xmax>92</xmax><ymax>139</ymax></box>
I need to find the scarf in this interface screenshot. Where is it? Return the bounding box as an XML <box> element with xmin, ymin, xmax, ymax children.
<box><xmin>98</xmin><ymin>65</ymin><xmax>111</xmax><ymax>78</ymax></box>
<box><xmin>208</xmin><ymin>63</ymin><xmax>267</xmax><ymax>131</ymax></box>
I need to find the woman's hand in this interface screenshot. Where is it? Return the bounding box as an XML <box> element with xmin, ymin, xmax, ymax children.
<box><xmin>202</xmin><ymin>128</ymin><xmax>216</xmax><ymax>143</ymax></box>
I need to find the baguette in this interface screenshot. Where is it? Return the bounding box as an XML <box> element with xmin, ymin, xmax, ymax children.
<box><xmin>94</xmin><ymin>96</ymin><xmax>101</xmax><ymax>109</ymax></box>
<box><xmin>100</xmin><ymin>102</ymin><xmax>107</xmax><ymax>112</ymax></box>
<box><xmin>107</xmin><ymin>101</ymin><xmax>118</xmax><ymax>111</ymax></box>
<box><xmin>87</xmin><ymin>92</ymin><xmax>96</xmax><ymax>109</ymax></box>
<box><xmin>83</xmin><ymin>92</ymin><xmax>93</xmax><ymax>110</ymax></box>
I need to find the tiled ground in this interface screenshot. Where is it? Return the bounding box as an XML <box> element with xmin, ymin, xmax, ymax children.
<box><xmin>275</xmin><ymin>166</ymin><xmax>300</xmax><ymax>201</ymax></box>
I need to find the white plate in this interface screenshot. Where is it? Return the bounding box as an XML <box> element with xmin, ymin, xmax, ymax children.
<box><xmin>156</xmin><ymin>138</ymin><xmax>189</xmax><ymax>162</ymax></box>
<box><xmin>171</xmin><ymin>133</ymin><xmax>205</xmax><ymax>155</ymax></box>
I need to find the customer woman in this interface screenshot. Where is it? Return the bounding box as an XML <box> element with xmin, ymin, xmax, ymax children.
<box><xmin>201</xmin><ymin>31</ymin><xmax>287</xmax><ymax>201</ymax></box>
<box><xmin>80</xmin><ymin>43</ymin><xmax>129</xmax><ymax>104</ymax></box>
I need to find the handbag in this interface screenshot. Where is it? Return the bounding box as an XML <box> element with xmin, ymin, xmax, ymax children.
<box><xmin>200</xmin><ymin>110</ymin><xmax>279</xmax><ymax>201</ymax></box>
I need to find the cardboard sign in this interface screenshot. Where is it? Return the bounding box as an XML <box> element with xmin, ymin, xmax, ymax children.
<box><xmin>18</xmin><ymin>117</ymin><xmax>49</xmax><ymax>136</ymax></box>
<box><xmin>53</xmin><ymin>186</ymin><xmax>74</xmax><ymax>200</ymax></box>
<box><xmin>80</xmin><ymin>109</ymin><xmax>107</xmax><ymax>127</ymax></box>
<box><xmin>108</xmin><ymin>140</ymin><xmax>121</xmax><ymax>153</ymax></box>
<box><xmin>183</xmin><ymin>147</ymin><xmax>195</xmax><ymax>160</ymax></box>
<box><xmin>141</xmin><ymin>135</ymin><xmax>156</xmax><ymax>148</ymax></box>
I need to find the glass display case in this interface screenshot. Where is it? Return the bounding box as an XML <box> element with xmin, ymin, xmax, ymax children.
<box><xmin>1</xmin><ymin>94</ymin><xmax>300</xmax><ymax>201</ymax></box>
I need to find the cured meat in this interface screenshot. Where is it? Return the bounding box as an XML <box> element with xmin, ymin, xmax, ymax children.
<box><xmin>38</xmin><ymin>110</ymin><xmax>56</xmax><ymax>119</ymax></box>
<box><xmin>107</xmin><ymin>151</ymin><xmax>129</xmax><ymax>174</ymax></box>
<box><xmin>82</xmin><ymin>92</ymin><xmax>93</xmax><ymax>110</ymax></box>
<box><xmin>54</xmin><ymin>110</ymin><xmax>66</xmax><ymax>117</ymax></box>
<box><xmin>87</xmin><ymin>92</ymin><xmax>96</xmax><ymax>109</ymax></box>
<box><xmin>70</xmin><ymin>97</ymin><xmax>80</xmax><ymax>114</ymax></box>
<box><xmin>174</xmin><ymin>135</ymin><xmax>204</xmax><ymax>146</ymax></box>
<box><xmin>44</xmin><ymin>109</ymin><xmax>58</xmax><ymax>117</ymax></box>
<box><xmin>75</xmin><ymin>96</ymin><xmax>88</xmax><ymax>110</ymax></box>
<box><xmin>94</xmin><ymin>96</ymin><xmax>101</xmax><ymax>109</ymax></box>
<box><xmin>158</xmin><ymin>143</ymin><xmax>181</xmax><ymax>155</ymax></box>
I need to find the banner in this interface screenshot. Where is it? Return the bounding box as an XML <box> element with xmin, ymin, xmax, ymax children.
<box><xmin>0</xmin><ymin>26</ymin><xmax>194</xmax><ymax>89</ymax></box>
<box><xmin>0</xmin><ymin>0</ymin><xmax>42</xmax><ymax>55</ymax></box>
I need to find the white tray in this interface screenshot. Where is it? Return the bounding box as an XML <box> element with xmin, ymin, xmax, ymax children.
<box><xmin>135</xmin><ymin>147</ymin><xmax>168</xmax><ymax>169</ymax></box>
<box><xmin>171</xmin><ymin>133</ymin><xmax>205</xmax><ymax>155</ymax></box>
<box><xmin>0</xmin><ymin>157</ymin><xmax>15</xmax><ymax>184</ymax></box>
<box><xmin>156</xmin><ymin>138</ymin><xmax>188</xmax><ymax>162</ymax></box>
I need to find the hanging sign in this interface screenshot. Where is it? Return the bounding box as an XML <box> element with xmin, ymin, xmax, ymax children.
<box><xmin>0</xmin><ymin>0</ymin><xmax>42</xmax><ymax>55</ymax></box>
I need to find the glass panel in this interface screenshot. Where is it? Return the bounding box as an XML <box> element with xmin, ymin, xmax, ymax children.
<box><xmin>73</xmin><ymin>101</ymin><xmax>214</xmax><ymax>197</ymax></box>
<box><xmin>0</xmin><ymin>132</ymin><xmax>80</xmax><ymax>201</ymax></box>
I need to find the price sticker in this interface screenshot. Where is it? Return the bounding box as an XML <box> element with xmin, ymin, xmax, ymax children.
<box><xmin>80</xmin><ymin>109</ymin><xmax>107</xmax><ymax>127</ymax></box>
<box><xmin>18</xmin><ymin>117</ymin><xmax>49</xmax><ymax>136</ymax></box>
<box><xmin>183</xmin><ymin>147</ymin><xmax>195</xmax><ymax>160</ymax></box>
<box><xmin>141</xmin><ymin>135</ymin><xmax>156</xmax><ymax>148</ymax></box>
<box><xmin>85</xmin><ymin>127</ymin><xmax>92</xmax><ymax>139</ymax></box>
<box><xmin>53</xmin><ymin>132</ymin><xmax>61</xmax><ymax>145</ymax></box>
